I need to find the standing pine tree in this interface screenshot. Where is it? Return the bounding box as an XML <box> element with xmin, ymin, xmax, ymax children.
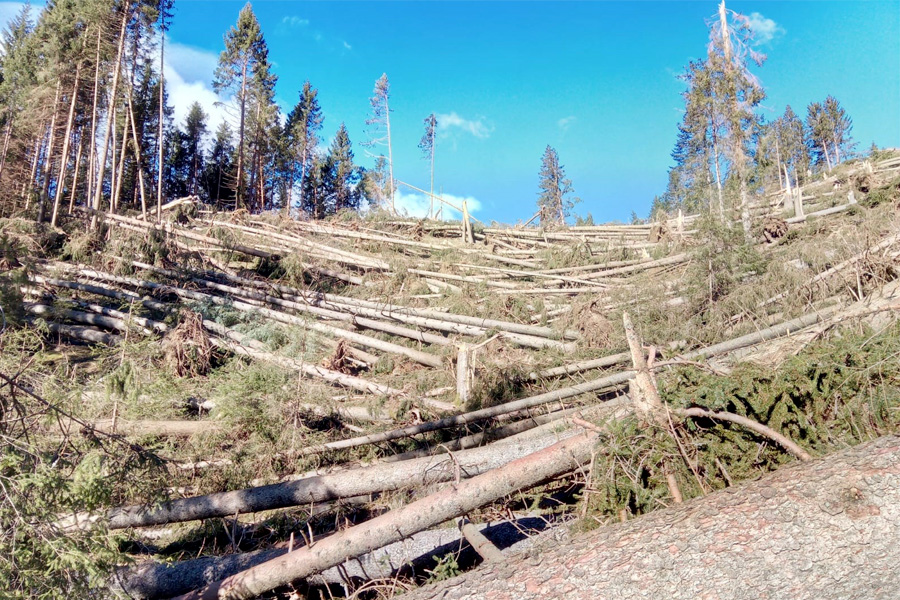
<box><xmin>284</xmin><ymin>81</ymin><xmax>323</xmax><ymax>214</ymax></box>
<box><xmin>807</xmin><ymin>96</ymin><xmax>854</xmax><ymax>171</ymax></box>
<box><xmin>537</xmin><ymin>145</ymin><xmax>578</xmax><ymax>226</ymax></box>
<box><xmin>326</xmin><ymin>123</ymin><xmax>362</xmax><ymax>214</ymax></box>
<box><xmin>418</xmin><ymin>113</ymin><xmax>437</xmax><ymax>218</ymax></box>
<box><xmin>203</xmin><ymin>121</ymin><xmax>235</xmax><ymax>207</ymax></box>
<box><xmin>707</xmin><ymin>0</ymin><xmax>766</xmax><ymax>235</ymax></box>
<box><xmin>364</xmin><ymin>74</ymin><xmax>394</xmax><ymax>213</ymax></box>
<box><xmin>213</xmin><ymin>3</ymin><xmax>267</xmax><ymax>210</ymax></box>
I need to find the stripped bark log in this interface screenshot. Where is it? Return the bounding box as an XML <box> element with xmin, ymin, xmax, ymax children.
<box><xmin>25</xmin><ymin>303</ymin><xmax>154</xmax><ymax>336</ymax></box>
<box><xmin>99</xmin><ymin>430</ymin><xmax>576</xmax><ymax>531</ymax></box>
<box><xmin>171</xmin><ymin>431</ymin><xmax>598</xmax><ymax>600</ymax></box>
<box><xmin>41</xmin><ymin>321</ymin><xmax>121</xmax><ymax>346</ymax></box>
<box><xmin>28</xmin><ymin>274</ymin><xmax>172</xmax><ymax>312</ymax></box>
<box><xmin>402</xmin><ymin>434</ymin><xmax>900</xmax><ymax>600</ymax></box>
<box><xmin>117</xmin><ymin>518</ymin><xmax>550</xmax><ymax>599</ymax></box>
<box><xmin>54</xmin><ymin>418</ymin><xmax>220</xmax><ymax>438</ymax></box>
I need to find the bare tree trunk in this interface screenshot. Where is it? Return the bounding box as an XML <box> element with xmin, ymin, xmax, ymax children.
<box><xmin>235</xmin><ymin>60</ymin><xmax>247</xmax><ymax>210</ymax></box>
<box><xmin>385</xmin><ymin>95</ymin><xmax>395</xmax><ymax>214</ymax></box>
<box><xmin>51</xmin><ymin>62</ymin><xmax>82</xmax><ymax>226</ymax></box>
<box><xmin>171</xmin><ymin>432</ymin><xmax>598</xmax><ymax>600</ymax></box>
<box><xmin>403</xmin><ymin>435</ymin><xmax>900</xmax><ymax>600</ymax></box>
<box><xmin>774</xmin><ymin>135</ymin><xmax>783</xmax><ymax>190</ymax></box>
<box><xmin>67</xmin><ymin>132</ymin><xmax>84</xmax><ymax>215</ymax></box>
<box><xmin>112</xmin><ymin>107</ymin><xmax>130</xmax><ymax>213</ymax></box>
<box><xmin>156</xmin><ymin>30</ymin><xmax>165</xmax><ymax>221</ymax></box>
<box><xmin>91</xmin><ymin>3</ymin><xmax>130</xmax><ymax>225</ymax></box>
<box><xmin>712</xmin><ymin>134</ymin><xmax>725</xmax><ymax>221</ymax></box>
<box><xmin>86</xmin><ymin>28</ymin><xmax>102</xmax><ymax>205</ymax></box>
<box><xmin>24</xmin><ymin>125</ymin><xmax>45</xmax><ymax>207</ymax></box>
<box><xmin>127</xmin><ymin>96</ymin><xmax>148</xmax><ymax>217</ymax></box>
<box><xmin>429</xmin><ymin>124</ymin><xmax>435</xmax><ymax>218</ymax></box>
<box><xmin>0</xmin><ymin>120</ymin><xmax>13</xmax><ymax>180</ymax></box>
<box><xmin>739</xmin><ymin>175</ymin><xmax>751</xmax><ymax>236</ymax></box>
<box><xmin>822</xmin><ymin>140</ymin><xmax>833</xmax><ymax>172</ymax></box>
<box><xmin>37</xmin><ymin>81</ymin><xmax>62</xmax><ymax>223</ymax></box>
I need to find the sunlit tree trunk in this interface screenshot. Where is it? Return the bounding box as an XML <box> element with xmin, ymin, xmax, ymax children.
<box><xmin>68</xmin><ymin>132</ymin><xmax>84</xmax><ymax>215</ymax></box>
<box><xmin>86</xmin><ymin>28</ymin><xmax>102</xmax><ymax>206</ymax></box>
<box><xmin>156</xmin><ymin>30</ymin><xmax>165</xmax><ymax>221</ymax></box>
<box><xmin>92</xmin><ymin>2</ymin><xmax>130</xmax><ymax>225</ymax></box>
<box><xmin>37</xmin><ymin>81</ymin><xmax>62</xmax><ymax>222</ymax></box>
<box><xmin>51</xmin><ymin>61</ymin><xmax>83</xmax><ymax>226</ymax></box>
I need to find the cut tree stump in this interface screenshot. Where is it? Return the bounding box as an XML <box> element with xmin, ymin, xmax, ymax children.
<box><xmin>402</xmin><ymin>434</ymin><xmax>900</xmax><ymax>600</ymax></box>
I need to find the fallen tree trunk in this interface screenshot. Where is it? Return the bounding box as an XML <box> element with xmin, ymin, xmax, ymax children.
<box><xmin>403</xmin><ymin>434</ymin><xmax>900</xmax><ymax>600</ymax></box>
<box><xmin>171</xmin><ymin>431</ymin><xmax>598</xmax><ymax>600</ymax></box>
<box><xmin>25</xmin><ymin>303</ymin><xmax>152</xmax><ymax>336</ymax></box>
<box><xmin>117</xmin><ymin>518</ymin><xmax>552</xmax><ymax>599</ymax></box>
<box><xmin>42</xmin><ymin>321</ymin><xmax>122</xmax><ymax>346</ymax></box>
<box><xmin>100</xmin><ymin>429</ymin><xmax>575</xmax><ymax>530</ymax></box>
<box><xmin>54</xmin><ymin>418</ymin><xmax>220</xmax><ymax>438</ymax></box>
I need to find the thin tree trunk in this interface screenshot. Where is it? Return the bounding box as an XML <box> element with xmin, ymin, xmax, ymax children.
<box><xmin>24</xmin><ymin>125</ymin><xmax>45</xmax><ymax>206</ymax></box>
<box><xmin>712</xmin><ymin>133</ymin><xmax>725</xmax><ymax>221</ymax></box>
<box><xmin>0</xmin><ymin>120</ymin><xmax>12</xmax><ymax>180</ymax></box>
<box><xmin>385</xmin><ymin>95</ymin><xmax>395</xmax><ymax>214</ymax></box>
<box><xmin>109</xmin><ymin>99</ymin><xmax>119</xmax><ymax>211</ymax></box>
<box><xmin>236</xmin><ymin>60</ymin><xmax>247</xmax><ymax>210</ymax></box>
<box><xmin>91</xmin><ymin>2</ymin><xmax>130</xmax><ymax>225</ymax></box>
<box><xmin>67</xmin><ymin>132</ymin><xmax>84</xmax><ymax>215</ymax></box>
<box><xmin>111</xmin><ymin>112</ymin><xmax>128</xmax><ymax>212</ymax></box>
<box><xmin>774</xmin><ymin>135</ymin><xmax>783</xmax><ymax>190</ymax></box>
<box><xmin>739</xmin><ymin>175</ymin><xmax>751</xmax><ymax>236</ymax></box>
<box><xmin>127</xmin><ymin>96</ymin><xmax>148</xmax><ymax>217</ymax></box>
<box><xmin>156</xmin><ymin>31</ymin><xmax>165</xmax><ymax>221</ymax></box>
<box><xmin>37</xmin><ymin>80</ymin><xmax>62</xmax><ymax>223</ymax></box>
<box><xmin>52</xmin><ymin>63</ymin><xmax>82</xmax><ymax>226</ymax></box>
<box><xmin>86</xmin><ymin>28</ymin><xmax>102</xmax><ymax>205</ymax></box>
<box><xmin>429</xmin><ymin>125</ymin><xmax>435</xmax><ymax>218</ymax></box>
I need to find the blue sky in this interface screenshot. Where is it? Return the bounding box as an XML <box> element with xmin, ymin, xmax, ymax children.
<box><xmin>3</xmin><ymin>1</ymin><xmax>899</xmax><ymax>223</ymax></box>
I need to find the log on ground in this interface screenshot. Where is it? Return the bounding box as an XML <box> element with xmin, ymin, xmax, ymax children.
<box><xmin>403</xmin><ymin>434</ymin><xmax>900</xmax><ymax>600</ymax></box>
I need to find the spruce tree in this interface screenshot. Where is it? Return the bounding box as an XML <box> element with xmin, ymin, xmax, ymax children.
<box><xmin>213</xmin><ymin>3</ymin><xmax>267</xmax><ymax>209</ymax></box>
<box><xmin>418</xmin><ymin>113</ymin><xmax>437</xmax><ymax>218</ymax></box>
<box><xmin>537</xmin><ymin>145</ymin><xmax>578</xmax><ymax>226</ymax></box>
<box><xmin>364</xmin><ymin>74</ymin><xmax>394</xmax><ymax>212</ymax></box>
<box><xmin>283</xmin><ymin>81</ymin><xmax>323</xmax><ymax>213</ymax></box>
<box><xmin>204</xmin><ymin>121</ymin><xmax>235</xmax><ymax>207</ymax></box>
<box><xmin>326</xmin><ymin>123</ymin><xmax>362</xmax><ymax>214</ymax></box>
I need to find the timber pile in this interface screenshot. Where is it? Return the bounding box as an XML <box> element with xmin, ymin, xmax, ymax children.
<box><xmin>4</xmin><ymin>151</ymin><xmax>900</xmax><ymax>599</ymax></box>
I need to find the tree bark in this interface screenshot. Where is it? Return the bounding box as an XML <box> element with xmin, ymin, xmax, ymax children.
<box><xmin>403</xmin><ymin>434</ymin><xmax>900</xmax><ymax>600</ymax></box>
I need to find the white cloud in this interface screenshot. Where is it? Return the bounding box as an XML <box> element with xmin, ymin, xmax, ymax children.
<box><xmin>393</xmin><ymin>189</ymin><xmax>482</xmax><ymax>221</ymax></box>
<box><xmin>166</xmin><ymin>41</ymin><xmax>219</xmax><ymax>87</ymax></box>
<box><xmin>282</xmin><ymin>16</ymin><xmax>309</xmax><ymax>28</ymax></box>
<box><xmin>747</xmin><ymin>12</ymin><xmax>784</xmax><ymax>45</ymax></box>
<box><xmin>163</xmin><ymin>39</ymin><xmax>231</xmax><ymax>134</ymax></box>
<box><xmin>557</xmin><ymin>116</ymin><xmax>577</xmax><ymax>131</ymax></box>
<box><xmin>435</xmin><ymin>112</ymin><xmax>492</xmax><ymax>139</ymax></box>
